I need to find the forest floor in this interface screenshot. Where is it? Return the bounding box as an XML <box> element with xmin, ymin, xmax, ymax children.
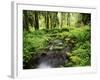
<box><xmin>23</xmin><ymin>26</ymin><xmax>91</xmax><ymax>69</ymax></box>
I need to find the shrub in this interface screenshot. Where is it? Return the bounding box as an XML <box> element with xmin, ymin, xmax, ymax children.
<box><xmin>23</xmin><ymin>30</ymin><xmax>49</xmax><ymax>64</ymax></box>
<box><xmin>68</xmin><ymin>27</ymin><xmax>90</xmax><ymax>42</ymax></box>
<box><xmin>71</xmin><ymin>48</ymin><xmax>91</xmax><ymax>66</ymax></box>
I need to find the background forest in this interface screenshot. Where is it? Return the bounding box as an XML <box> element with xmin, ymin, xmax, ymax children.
<box><xmin>23</xmin><ymin>10</ymin><xmax>91</xmax><ymax>69</ymax></box>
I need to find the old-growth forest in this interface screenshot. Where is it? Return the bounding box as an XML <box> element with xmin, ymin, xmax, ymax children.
<box><xmin>23</xmin><ymin>10</ymin><xmax>91</xmax><ymax>69</ymax></box>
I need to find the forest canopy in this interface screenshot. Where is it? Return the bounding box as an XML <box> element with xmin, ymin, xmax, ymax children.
<box><xmin>23</xmin><ymin>10</ymin><xmax>91</xmax><ymax>69</ymax></box>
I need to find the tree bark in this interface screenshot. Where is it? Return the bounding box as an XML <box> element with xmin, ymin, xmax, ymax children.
<box><xmin>23</xmin><ymin>10</ymin><xmax>29</xmax><ymax>31</ymax></box>
<box><xmin>34</xmin><ymin>11</ymin><xmax>39</xmax><ymax>30</ymax></box>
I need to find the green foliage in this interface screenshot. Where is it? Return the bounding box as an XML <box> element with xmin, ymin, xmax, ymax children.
<box><xmin>23</xmin><ymin>26</ymin><xmax>91</xmax><ymax>67</ymax></box>
<box><xmin>63</xmin><ymin>26</ymin><xmax>91</xmax><ymax>67</ymax></box>
<box><xmin>64</xmin><ymin>61</ymin><xmax>74</xmax><ymax>67</ymax></box>
<box><xmin>68</xmin><ymin>27</ymin><xmax>90</xmax><ymax>42</ymax></box>
<box><xmin>23</xmin><ymin>10</ymin><xmax>91</xmax><ymax>69</ymax></box>
<box><xmin>70</xmin><ymin>56</ymin><xmax>81</xmax><ymax>65</ymax></box>
<box><xmin>23</xmin><ymin>30</ymin><xmax>49</xmax><ymax>64</ymax></box>
<box><xmin>70</xmin><ymin>48</ymin><xmax>90</xmax><ymax>66</ymax></box>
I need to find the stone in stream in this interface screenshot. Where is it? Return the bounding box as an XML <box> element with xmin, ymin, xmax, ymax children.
<box><xmin>48</xmin><ymin>39</ymin><xmax>64</xmax><ymax>51</ymax></box>
<box><xmin>53</xmin><ymin>39</ymin><xmax>63</xmax><ymax>46</ymax></box>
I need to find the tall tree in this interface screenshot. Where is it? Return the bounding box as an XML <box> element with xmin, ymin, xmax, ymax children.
<box><xmin>60</xmin><ymin>12</ymin><xmax>64</xmax><ymax>28</ymax></box>
<box><xmin>54</xmin><ymin>12</ymin><xmax>59</xmax><ymax>28</ymax></box>
<box><xmin>49</xmin><ymin>12</ymin><xmax>59</xmax><ymax>29</ymax></box>
<box><xmin>67</xmin><ymin>13</ymin><xmax>70</xmax><ymax>27</ymax></box>
<box><xmin>23</xmin><ymin>10</ymin><xmax>29</xmax><ymax>31</ymax></box>
<box><xmin>34</xmin><ymin>11</ymin><xmax>39</xmax><ymax>30</ymax></box>
<box><xmin>60</xmin><ymin>12</ymin><xmax>67</xmax><ymax>28</ymax></box>
<box><xmin>80</xmin><ymin>13</ymin><xmax>91</xmax><ymax>25</ymax></box>
<box><xmin>45</xmin><ymin>11</ymin><xmax>49</xmax><ymax>29</ymax></box>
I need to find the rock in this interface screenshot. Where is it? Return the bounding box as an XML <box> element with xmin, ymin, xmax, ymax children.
<box><xmin>48</xmin><ymin>39</ymin><xmax>64</xmax><ymax>50</ymax></box>
<box><xmin>53</xmin><ymin>39</ymin><xmax>63</xmax><ymax>45</ymax></box>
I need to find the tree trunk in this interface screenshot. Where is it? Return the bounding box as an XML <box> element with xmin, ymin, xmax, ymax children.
<box><xmin>45</xmin><ymin>12</ymin><xmax>49</xmax><ymax>29</ymax></box>
<box><xmin>80</xmin><ymin>13</ymin><xmax>91</xmax><ymax>25</ymax></box>
<box><xmin>34</xmin><ymin>11</ymin><xmax>39</xmax><ymax>30</ymax></box>
<box><xmin>67</xmin><ymin>13</ymin><xmax>70</xmax><ymax>27</ymax></box>
<box><xmin>23</xmin><ymin>10</ymin><xmax>29</xmax><ymax>31</ymax></box>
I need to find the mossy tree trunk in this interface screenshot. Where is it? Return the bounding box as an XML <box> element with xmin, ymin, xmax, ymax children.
<box><xmin>34</xmin><ymin>11</ymin><xmax>39</xmax><ymax>30</ymax></box>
